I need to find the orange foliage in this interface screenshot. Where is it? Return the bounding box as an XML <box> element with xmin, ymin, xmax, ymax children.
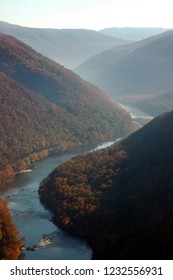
<box><xmin>0</xmin><ymin>198</ymin><xmax>25</xmax><ymax>260</ymax></box>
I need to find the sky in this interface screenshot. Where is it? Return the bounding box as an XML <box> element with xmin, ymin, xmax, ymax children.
<box><xmin>1</xmin><ymin>0</ymin><xmax>173</xmax><ymax>30</ymax></box>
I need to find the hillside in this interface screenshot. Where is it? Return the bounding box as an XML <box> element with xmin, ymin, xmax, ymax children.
<box><xmin>0</xmin><ymin>73</ymin><xmax>78</xmax><ymax>182</ymax></box>
<box><xmin>39</xmin><ymin>110</ymin><xmax>173</xmax><ymax>259</ymax></box>
<box><xmin>76</xmin><ymin>29</ymin><xmax>173</xmax><ymax>104</ymax></box>
<box><xmin>0</xmin><ymin>197</ymin><xmax>24</xmax><ymax>259</ymax></box>
<box><xmin>99</xmin><ymin>27</ymin><xmax>168</xmax><ymax>41</ymax></box>
<box><xmin>0</xmin><ymin>21</ymin><xmax>128</xmax><ymax>69</ymax></box>
<box><xmin>0</xmin><ymin>34</ymin><xmax>135</xmax><ymax>182</ymax></box>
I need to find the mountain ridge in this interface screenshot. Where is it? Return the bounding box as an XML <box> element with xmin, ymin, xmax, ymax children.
<box><xmin>0</xmin><ymin>21</ymin><xmax>129</xmax><ymax>69</ymax></box>
<box><xmin>99</xmin><ymin>27</ymin><xmax>169</xmax><ymax>41</ymax></box>
<box><xmin>76</xmin><ymin>29</ymin><xmax>173</xmax><ymax>108</ymax></box>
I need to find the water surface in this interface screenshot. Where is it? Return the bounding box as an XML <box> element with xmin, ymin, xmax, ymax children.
<box><xmin>1</xmin><ymin>153</ymin><xmax>92</xmax><ymax>260</ymax></box>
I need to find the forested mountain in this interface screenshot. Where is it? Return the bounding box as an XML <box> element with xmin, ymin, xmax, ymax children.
<box><xmin>99</xmin><ymin>27</ymin><xmax>168</xmax><ymax>41</ymax></box>
<box><xmin>76</xmin><ymin>29</ymin><xmax>173</xmax><ymax>109</ymax></box>
<box><xmin>39</xmin><ymin>110</ymin><xmax>173</xmax><ymax>259</ymax></box>
<box><xmin>0</xmin><ymin>21</ymin><xmax>128</xmax><ymax>69</ymax></box>
<box><xmin>0</xmin><ymin>34</ymin><xmax>135</xmax><ymax>182</ymax></box>
<box><xmin>0</xmin><ymin>197</ymin><xmax>24</xmax><ymax>259</ymax></box>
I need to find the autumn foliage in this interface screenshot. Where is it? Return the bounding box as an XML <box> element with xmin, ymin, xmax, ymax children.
<box><xmin>0</xmin><ymin>198</ymin><xmax>24</xmax><ymax>259</ymax></box>
<box><xmin>0</xmin><ymin>34</ymin><xmax>135</xmax><ymax>183</ymax></box>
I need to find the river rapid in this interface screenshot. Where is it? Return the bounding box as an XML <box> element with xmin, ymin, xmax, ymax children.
<box><xmin>0</xmin><ymin>106</ymin><xmax>152</xmax><ymax>260</ymax></box>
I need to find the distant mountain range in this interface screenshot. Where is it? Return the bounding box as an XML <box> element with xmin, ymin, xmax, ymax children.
<box><xmin>39</xmin><ymin>109</ymin><xmax>173</xmax><ymax>259</ymax></box>
<box><xmin>0</xmin><ymin>34</ymin><xmax>134</xmax><ymax>182</ymax></box>
<box><xmin>0</xmin><ymin>21</ymin><xmax>129</xmax><ymax>69</ymax></box>
<box><xmin>99</xmin><ymin>27</ymin><xmax>169</xmax><ymax>41</ymax></box>
<box><xmin>76</xmin><ymin>29</ymin><xmax>173</xmax><ymax>114</ymax></box>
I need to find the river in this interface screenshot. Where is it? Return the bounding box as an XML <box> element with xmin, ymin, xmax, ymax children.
<box><xmin>0</xmin><ymin>106</ymin><xmax>152</xmax><ymax>260</ymax></box>
<box><xmin>118</xmin><ymin>103</ymin><xmax>153</xmax><ymax>119</ymax></box>
<box><xmin>0</xmin><ymin>142</ymin><xmax>115</xmax><ymax>260</ymax></box>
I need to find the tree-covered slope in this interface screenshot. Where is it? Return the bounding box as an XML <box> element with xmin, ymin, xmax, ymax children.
<box><xmin>0</xmin><ymin>34</ymin><xmax>132</xmax><ymax>121</ymax></box>
<box><xmin>0</xmin><ymin>197</ymin><xmax>24</xmax><ymax>259</ymax></box>
<box><xmin>0</xmin><ymin>34</ymin><xmax>135</xmax><ymax>182</ymax></box>
<box><xmin>0</xmin><ymin>73</ymin><xmax>79</xmax><ymax>182</ymax></box>
<box><xmin>39</xmin><ymin>110</ymin><xmax>173</xmax><ymax>259</ymax></box>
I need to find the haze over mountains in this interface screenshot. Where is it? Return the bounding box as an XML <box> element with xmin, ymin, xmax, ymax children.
<box><xmin>0</xmin><ymin>21</ymin><xmax>129</xmax><ymax>69</ymax></box>
<box><xmin>40</xmin><ymin>109</ymin><xmax>173</xmax><ymax>259</ymax></box>
<box><xmin>0</xmin><ymin>34</ymin><xmax>134</xmax><ymax>182</ymax></box>
<box><xmin>76</xmin><ymin>29</ymin><xmax>173</xmax><ymax>115</ymax></box>
<box><xmin>99</xmin><ymin>27</ymin><xmax>169</xmax><ymax>41</ymax></box>
<box><xmin>122</xmin><ymin>89</ymin><xmax>173</xmax><ymax>116</ymax></box>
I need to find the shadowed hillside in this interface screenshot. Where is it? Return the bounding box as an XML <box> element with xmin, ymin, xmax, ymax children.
<box><xmin>39</xmin><ymin>110</ymin><xmax>173</xmax><ymax>259</ymax></box>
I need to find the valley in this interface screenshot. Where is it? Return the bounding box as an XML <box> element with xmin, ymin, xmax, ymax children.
<box><xmin>0</xmin><ymin>18</ymin><xmax>173</xmax><ymax>261</ymax></box>
<box><xmin>76</xmin><ymin>30</ymin><xmax>173</xmax><ymax>115</ymax></box>
<box><xmin>0</xmin><ymin>34</ymin><xmax>135</xmax><ymax>183</ymax></box>
<box><xmin>0</xmin><ymin>139</ymin><xmax>127</xmax><ymax>260</ymax></box>
<box><xmin>0</xmin><ymin>105</ymin><xmax>150</xmax><ymax>260</ymax></box>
